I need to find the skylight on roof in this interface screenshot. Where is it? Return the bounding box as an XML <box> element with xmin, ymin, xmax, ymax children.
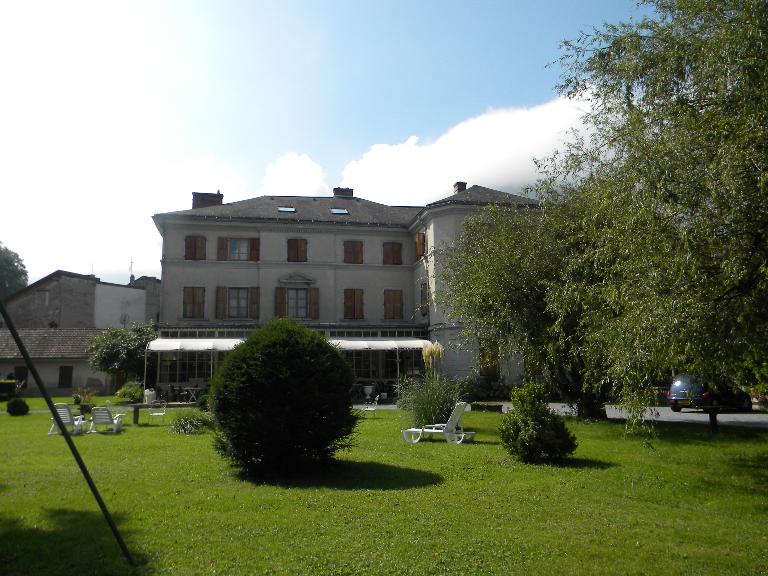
<box><xmin>277</xmin><ymin>206</ymin><xmax>296</xmax><ymax>213</ymax></box>
<box><xmin>330</xmin><ymin>208</ymin><xmax>349</xmax><ymax>215</ymax></box>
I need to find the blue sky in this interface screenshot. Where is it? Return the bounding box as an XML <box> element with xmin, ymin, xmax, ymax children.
<box><xmin>0</xmin><ymin>0</ymin><xmax>642</xmax><ymax>284</ymax></box>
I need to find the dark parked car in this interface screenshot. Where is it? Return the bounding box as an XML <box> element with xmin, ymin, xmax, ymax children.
<box><xmin>666</xmin><ymin>373</ymin><xmax>752</xmax><ymax>412</ymax></box>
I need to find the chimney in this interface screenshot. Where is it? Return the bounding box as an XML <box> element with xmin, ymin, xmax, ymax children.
<box><xmin>192</xmin><ymin>190</ymin><xmax>224</xmax><ymax>209</ymax></box>
<box><xmin>333</xmin><ymin>187</ymin><xmax>354</xmax><ymax>198</ymax></box>
<box><xmin>453</xmin><ymin>181</ymin><xmax>467</xmax><ymax>194</ymax></box>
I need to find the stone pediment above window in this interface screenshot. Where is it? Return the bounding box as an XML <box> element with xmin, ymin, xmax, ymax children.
<box><xmin>278</xmin><ymin>273</ymin><xmax>315</xmax><ymax>286</ymax></box>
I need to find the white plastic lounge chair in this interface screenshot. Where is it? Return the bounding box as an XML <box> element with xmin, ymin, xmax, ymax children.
<box><xmin>362</xmin><ymin>394</ymin><xmax>380</xmax><ymax>414</ymax></box>
<box><xmin>88</xmin><ymin>406</ymin><xmax>124</xmax><ymax>433</ymax></box>
<box><xmin>48</xmin><ymin>403</ymin><xmax>86</xmax><ymax>435</ymax></box>
<box><xmin>401</xmin><ymin>402</ymin><xmax>476</xmax><ymax>444</ymax></box>
<box><xmin>147</xmin><ymin>400</ymin><xmax>167</xmax><ymax>425</ymax></box>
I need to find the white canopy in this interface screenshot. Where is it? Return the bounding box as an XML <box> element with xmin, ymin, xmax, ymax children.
<box><xmin>147</xmin><ymin>338</ymin><xmax>244</xmax><ymax>352</ymax></box>
<box><xmin>329</xmin><ymin>338</ymin><xmax>430</xmax><ymax>351</ymax></box>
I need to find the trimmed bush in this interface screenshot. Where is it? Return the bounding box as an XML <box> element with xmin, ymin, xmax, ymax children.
<box><xmin>500</xmin><ymin>382</ymin><xmax>577</xmax><ymax>463</ymax></box>
<box><xmin>116</xmin><ymin>381</ymin><xmax>144</xmax><ymax>403</ymax></box>
<box><xmin>397</xmin><ymin>374</ymin><xmax>467</xmax><ymax>427</ymax></box>
<box><xmin>169</xmin><ymin>410</ymin><xmax>214</xmax><ymax>434</ymax></box>
<box><xmin>6</xmin><ymin>397</ymin><xmax>30</xmax><ymax>416</ymax></box>
<box><xmin>210</xmin><ymin>318</ymin><xmax>358</xmax><ymax>476</ymax></box>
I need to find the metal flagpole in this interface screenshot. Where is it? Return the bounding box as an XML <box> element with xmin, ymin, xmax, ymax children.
<box><xmin>0</xmin><ymin>301</ymin><xmax>136</xmax><ymax>566</ymax></box>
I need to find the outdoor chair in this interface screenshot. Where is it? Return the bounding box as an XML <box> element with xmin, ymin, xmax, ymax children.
<box><xmin>105</xmin><ymin>399</ymin><xmax>127</xmax><ymax>418</ymax></box>
<box><xmin>362</xmin><ymin>394</ymin><xmax>380</xmax><ymax>414</ymax></box>
<box><xmin>88</xmin><ymin>406</ymin><xmax>124</xmax><ymax>433</ymax></box>
<box><xmin>401</xmin><ymin>401</ymin><xmax>476</xmax><ymax>444</ymax></box>
<box><xmin>48</xmin><ymin>403</ymin><xmax>86</xmax><ymax>435</ymax></box>
<box><xmin>147</xmin><ymin>400</ymin><xmax>167</xmax><ymax>425</ymax></box>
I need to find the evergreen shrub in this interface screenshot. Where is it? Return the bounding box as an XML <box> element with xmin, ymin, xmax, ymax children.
<box><xmin>499</xmin><ymin>381</ymin><xmax>577</xmax><ymax>463</ymax></box>
<box><xmin>210</xmin><ymin>318</ymin><xmax>358</xmax><ymax>476</ymax></box>
<box><xmin>7</xmin><ymin>397</ymin><xmax>29</xmax><ymax>416</ymax></box>
<box><xmin>115</xmin><ymin>382</ymin><xmax>143</xmax><ymax>403</ymax></box>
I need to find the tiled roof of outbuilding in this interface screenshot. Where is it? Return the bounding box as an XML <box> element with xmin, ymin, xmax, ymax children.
<box><xmin>0</xmin><ymin>329</ymin><xmax>102</xmax><ymax>360</ymax></box>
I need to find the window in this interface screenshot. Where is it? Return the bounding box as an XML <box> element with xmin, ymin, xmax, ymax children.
<box><xmin>287</xmin><ymin>238</ymin><xmax>308</xmax><ymax>262</ymax></box>
<box><xmin>183</xmin><ymin>287</ymin><xmax>205</xmax><ymax>318</ymax></box>
<box><xmin>383</xmin><ymin>242</ymin><xmax>402</xmax><ymax>265</ymax></box>
<box><xmin>344</xmin><ymin>289</ymin><xmax>364</xmax><ymax>319</ymax></box>
<box><xmin>58</xmin><ymin>366</ymin><xmax>73</xmax><ymax>388</ymax></box>
<box><xmin>217</xmin><ymin>238</ymin><xmax>259</xmax><ymax>261</ymax></box>
<box><xmin>228</xmin><ymin>288</ymin><xmax>249</xmax><ymax>318</ymax></box>
<box><xmin>215</xmin><ymin>286</ymin><xmax>260</xmax><ymax>319</ymax></box>
<box><xmin>184</xmin><ymin>236</ymin><xmax>206</xmax><ymax>260</ymax></box>
<box><xmin>420</xmin><ymin>283</ymin><xmax>429</xmax><ymax>316</ymax></box>
<box><xmin>343</xmin><ymin>240</ymin><xmax>363</xmax><ymax>264</ymax></box>
<box><xmin>415</xmin><ymin>232</ymin><xmax>426</xmax><ymax>260</ymax></box>
<box><xmin>275</xmin><ymin>286</ymin><xmax>319</xmax><ymax>319</ymax></box>
<box><xmin>331</xmin><ymin>208</ymin><xmax>349</xmax><ymax>215</ymax></box>
<box><xmin>384</xmin><ymin>289</ymin><xmax>403</xmax><ymax>320</ymax></box>
<box><xmin>278</xmin><ymin>206</ymin><xmax>296</xmax><ymax>213</ymax></box>
<box><xmin>229</xmin><ymin>239</ymin><xmax>250</xmax><ymax>261</ymax></box>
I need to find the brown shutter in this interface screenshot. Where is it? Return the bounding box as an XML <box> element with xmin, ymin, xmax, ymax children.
<box><xmin>249</xmin><ymin>238</ymin><xmax>260</xmax><ymax>261</ymax></box>
<box><xmin>393</xmin><ymin>242</ymin><xmax>402</xmax><ymax>265</ymax></box>
<box><xmin>344</xmin><ymin>289</ymin><xmax>354</xmax><ymax>319</ymax></box>
<box><xmin>355</xmin><ymin>289</ymin><xmax>364</xmax><ymax>319</ymax></box>
<box><xmin>249</xmin><ymin>287</ymin><xmax>260</xmax><ymax>319</ymax></box>
<box><xmin>308</xmin><ymin>286</ymin><xmax>319</xmax><ymax>319</ymax></box>
<box><xmin>384</xmin><ymin>289</ymin><xmax>403</xmax><ymax>319</ymax></box>
<box><xmin>274</xmin><ymin>287</ymin><xmax>287</xmax><ymax>317</ymax></box>
<box><xmin>383</xmin><ymin>242</ymin><xmax>392</xmax><ymax>265</ymax></box>
<box><xmin>344</xmin><ymin>241</ymin><xmax>353</xmax><ymax>264</ymax></box>
<box><xmin>185</xmin><ymin>236</ymin><xmax>195</xmax><ymax>260</ymax></box>
<box><xmin>355</xmin><ymin>242</ymin><xmax>363</xmax><ymax>264</ymax></box>
<box><xmin>394</xmin><ymin>290</ymin><xmax>403</xmax><ymax>319</ymax></box>
<box><xmin>298</xmin><ymin>239</ymin><xmax>308</xmax><ymax>262</ymax></box>
<box><xmin>287</xmin><ymin>239</ymin><xmax>297</xmax><ymax>261</ymax></box>
<box><xmin>415</xmin><ymin>233</ymin><xmax>425</xmax><ymax>260</ymax></box>
<box><xmin>420</xmin><ymin>283</ymin><xmax>429</xmax><ymax>316</ymax></box>
<box><xmin>183</xmin><ymin>287</ymin><xmax>192</xmax><ymax>318</ymax></box>
<box><xmin>217</xmin><ymin>238</ymin><xmax>228</xmax><ymax>261</ymax></box>
<box><xmin>215</xmin><ymin>286</ymin><xmax>227</xmax><ymax>319</ymax></box>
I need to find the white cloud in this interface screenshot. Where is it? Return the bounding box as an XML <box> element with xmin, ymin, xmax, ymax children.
<box><xmin>340</xmin><ymin>96</ymin><xmax>589</xmax><ymax>205</ymax></box>
<box><xmin>258</xmin><ymin>152</ymin><xmax>330</xmax><ymax>197</ymax></box>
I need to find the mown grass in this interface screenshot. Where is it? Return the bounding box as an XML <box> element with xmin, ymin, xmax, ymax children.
<box><xmin>1</xmin><ymin>408</ymin><xmax>766</xmax><ymax>575</ymax></box>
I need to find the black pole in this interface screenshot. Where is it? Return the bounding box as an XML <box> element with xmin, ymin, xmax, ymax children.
<box><xmin>0</xmin><ymin>301</ymin><xmax>136</xmax><ymax>566</ymax></box>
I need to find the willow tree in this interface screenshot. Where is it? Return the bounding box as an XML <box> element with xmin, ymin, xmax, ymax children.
<box><xmin>537</xmin><ymin>0</ymin><xmax>768</xmax><ymax>424</ymax></box>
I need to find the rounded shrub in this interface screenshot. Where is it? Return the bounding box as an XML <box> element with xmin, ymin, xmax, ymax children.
<box><xmin>115</xmin><ymin>381</ymin><xmax>144</xmax><ymax>403</ymax></box>
<box><xmin>210</xmin><ymin>318</ymin><xmax>358</xmax><ymax>476</ymax></box>
<box><xmin>6</xmin><ymin>397</ymin><xmax>30</xmax><ymax>416</ymax></box>
<box><xmin>499</xmin><ymin>381</ymin><xmax>577</xmax><ymax>463</ymax></box>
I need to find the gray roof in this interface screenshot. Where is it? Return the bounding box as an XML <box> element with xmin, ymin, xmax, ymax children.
<box><xmin>154</xmin><ymin>196</ymin><xmax>423</xmax><ymax>228</ymax></box>
<box><xmin>0</xmin><ymin>329</ymin><xmax>103</xmax><ymax>360</ymax></box>
<box><xmin>153</xmin><ymin>185</ymin><xmax>539</xmax><ymax>230</ymax></box>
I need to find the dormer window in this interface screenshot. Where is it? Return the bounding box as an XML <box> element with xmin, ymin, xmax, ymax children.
<box><xmin>331</xmin><ymin>208</ymin><xmax>349</xmax><ymax>215</ymax></box>
<box><xmin>278</xmin><ymin>206</ymin><xmax>296</xmax><ymax>213</ymax></box>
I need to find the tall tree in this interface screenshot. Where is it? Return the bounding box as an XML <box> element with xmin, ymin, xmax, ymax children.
<box><xmin>0</xmin><ymin>243</ymin><xmax>28</xmax><ymax>301</ymax></box>
<box><xmin>537</xmin><ymin>0</ymin><xmax>768</xmax><ymax>423</ymax></box>
<box><xmin>87</xmin><ymin>323</ymin><xmax>156</xmax><ymax>383</ymax></box>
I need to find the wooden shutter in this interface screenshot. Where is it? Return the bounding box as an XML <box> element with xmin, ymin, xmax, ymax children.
<box><xmin>344</xmin><ymin>241</ymin><xmax>363</xmax><ymax>264</ymax></box>
<box><xmin>420</xmin><ymin>283</ymin><xmax>428</xmax><ymax>316</ymax></box>
<box><xmin>298</xmin><ymin>239</ymin><xmax>308</xmax><ymax>262</ymax></box>
<box><xmin>392</xmin><ymin>242</ymin><xmax>402</xmax><ymax>265</ymax></box>
<box><xmin>217</xmin><ymin>238</ymin><xmax>228</xmax><ymax>261</ymax></box>
<box><xmin>308</xmin><ymin>286</ymin><xmax>319</xmax><ymax>319</ymax></box>
<box><xmin>185</xmin><ymin>236</ymin><xmax>195</xmax><ymax>260</ymax></box>
<box><xmin>215</xmin><ymin>286</ymin><xmax>227</xmax><ymax>319</ymax></box>
<box><xmin>415</xmin><ymin>233</ymin><xmax>425</xmax><ymax>260</ymax></box>
<box><xmin>249</xmin><ymin>287</ymin><xmax>260</xmax><ymax>319</ymax></box>
<box><xmin>355</xmin><ymin>289</ymin><xmax>364</xmax><ymax>319</ymax></box>
<box><xmin>184</xmin><ymin>287</ymin><xmax>205</xmax><ymax>318</ymax></box>
<box><xmin>384</xmin><ymin>289</ymin><xmax>403</xmax><ymax>319</ymax></box>
<box><xmin>383</xmin><ymin>242</ymin><xmax>392</xmax><ymax>265</ymax></box>
<box><xmin>249</xmin><ymin>238</ymin><xmax>260</xmax><ymax>261</ymax></box>
<box><xmin>344</xmin><ymin>289</ymin><xmax>354</xmax><ymax>319</ymax></box>
<box><xmin>287</xmin><ymin>239</ymin><xmax>297</xmax><ymax>262</ymax></box>
<box><xmin>274</xmin><ymin>287</ymin><xmax>287</xmax><ymax>317</ymax></box>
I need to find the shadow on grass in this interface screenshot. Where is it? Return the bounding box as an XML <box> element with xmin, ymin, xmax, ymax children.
<box><xmin>556</xmin><ymin>457</ymin><xmax>617</xmax><ymax>470</ymax></box>
<box><xmin>651</xmin><ymin>421</ymin><xmax>768</xmax><ymax>444</ymax></box>
<box><xmin>244</xmin><ymin>460</ymin><xmax>443</xmax><ymax>491</ymax></box>
<box><xmin>0</xmin><ymin>509</ymin><xmax>150</xmax><ymax>576</ymax></box>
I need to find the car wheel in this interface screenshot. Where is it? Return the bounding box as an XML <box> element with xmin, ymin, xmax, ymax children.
<box><xmin>670</xmin><ymin>406</ymin><xmax>682</xmax><ymax>413</ymax></box>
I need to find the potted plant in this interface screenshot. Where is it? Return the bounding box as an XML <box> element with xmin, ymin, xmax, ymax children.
<box><xmin>73</xmin><ymin>387</ymin><xmax>94</xmax><ymax>414</ymax></box>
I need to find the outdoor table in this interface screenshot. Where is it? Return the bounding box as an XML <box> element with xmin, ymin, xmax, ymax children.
<box><xmin>126</xmin><ymin>402</ymin><xmax>196</xmax><ymax>425</ymax></box>
<box><xmin>183</xmin><ymin>387</ymin><xmax>202</xmax><ymax>402</ymax></box>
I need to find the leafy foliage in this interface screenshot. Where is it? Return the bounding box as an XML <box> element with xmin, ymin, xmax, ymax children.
<box><xmin>210</xmin><ymin>318</ymin><xmax>358</xmax><ymax>476</ymax></box>
<box><xmin>87</xmin><ymin>323</ymin><xmax>155</xmax><ymax>380</ymax></box>
<box><xmin>0</xmin><ymin>242</ymin><xmax>27</xmax><ymax>301</ymax></box>
<box><xmin>6</xmin><ymin>397</ymin><xmax>30</xmax><ymax>416</ymax></box>
<box><xmin>115</xmin><ymin>381</ymin><xmax>144</xmax><ymax>403</ymax></box>
<box><xmin>499</xmin><ymin>382</ymin><xmax>577</xmax><ymax>463</ymax></box>
<box><xmin>396</xmin><ymin>373</ymin><xmax>467</xmax><ymax>428</ymax></box>
<box><xmin>169</xmin><ymin>410</ymin><xmax>214</xmax><ymax>434</ymax></box>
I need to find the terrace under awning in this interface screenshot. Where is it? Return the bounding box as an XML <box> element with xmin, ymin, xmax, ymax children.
<box><xmin>329</xmin><ymin>338</ymin><xmax>430</xmax><ymax>351</ymax></box>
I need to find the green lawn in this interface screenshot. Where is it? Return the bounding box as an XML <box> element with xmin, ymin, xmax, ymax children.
<box><xmin>1</xmin><ymin>408</ymin><xmax>766</xmax><ymax>576</ymax></box>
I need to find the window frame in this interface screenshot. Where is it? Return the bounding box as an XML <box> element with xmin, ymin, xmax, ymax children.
<box><xmin>227</xmin><ymin>287</ymin><xmax>249</xmax><ymax>319</ymax></box>
<box><xmin>287</xmin><ymin>238</ymin><xmax>308</xmax><ymax>262</ymax></box>
<box><xmin>343</xmin><ymin>240</ymin><xmax>364</xmax><ymax>264</ymax></box>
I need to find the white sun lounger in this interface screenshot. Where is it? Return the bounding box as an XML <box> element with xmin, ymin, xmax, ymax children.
<box><xmin>401</xmin><ymin>401</ymin><xmax>476</xmax><ymax>444</ymax></box>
